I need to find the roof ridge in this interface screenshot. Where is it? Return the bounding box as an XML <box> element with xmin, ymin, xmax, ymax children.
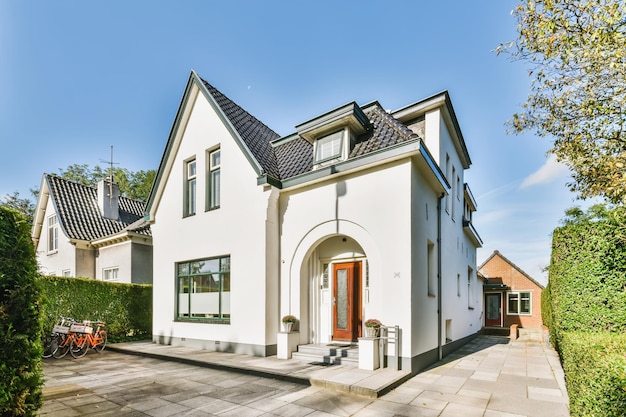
<box><xmin>369</xmin><ymin>104</ymin><xmax>420</xmax><ymax>142</ymax></box>
<box><xmin>200</xmin><ymin>79</ymin><xmax>281</xmax><ymax>178</ymax></box>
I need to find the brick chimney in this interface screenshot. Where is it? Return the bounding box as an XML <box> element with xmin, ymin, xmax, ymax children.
<box><xmin>97</xmin><ymin>178</ymin><xmax>119</xmax><ymax>220</ymax></box>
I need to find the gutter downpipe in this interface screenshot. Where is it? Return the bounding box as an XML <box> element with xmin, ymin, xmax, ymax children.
<box><xmin>437</xmin><ymin>193</ymin><xmax>444</xmax><ymax>361</ymax></box>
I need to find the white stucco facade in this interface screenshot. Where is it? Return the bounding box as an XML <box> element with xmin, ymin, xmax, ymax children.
<box><xmin>147</xmin><ymin>72</ymin><xmax>483</xmax><ymax>373</ymax></box>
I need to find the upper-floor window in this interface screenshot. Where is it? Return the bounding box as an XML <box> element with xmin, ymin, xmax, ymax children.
<box><xmin>184</xmin><ymin>159</ymin><xmax>196</xmax><ymax>217</ymax></box>
<box><xmin>314</xmin><ymin>130</ymin><xmax>344</xmax><ymax>164</ymax></box>
<box><xmin>47</xmin><ymin>215</ymin><xmax>58</xmax><ymax>253</ymax></box>
<box><xmin>207</xmin><ymin>149</ymin><xmax>220</xmax><ymax>210</ymax></box>
<box><xmin>507</xmin><ymin>291</ymin><xmax>531</xmax><ymax>315</ymax></box>
<box><xmin>103</xmin><ymin>267</ymin><xmax>119</xmax><ymax>282</ymax></box>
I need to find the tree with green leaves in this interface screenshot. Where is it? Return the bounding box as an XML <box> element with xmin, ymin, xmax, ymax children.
<box><xmin>0</xmin><ymin>191</ymin><xmax>36</xmax><ymax>225</ymax></box>
<box><xmin>498</xmin><ymin>0</ymin><xmax>626</xmax><ymax>203</ymax></box>
<box><xmin>55</xmin><ymin>164</ymin><xmax>155</xmax><ymax>202</ymax></box>
<box><xmin>0</xmin><ymin>207</ymin><xmax>43</xmax><ymax>416</ymax></box>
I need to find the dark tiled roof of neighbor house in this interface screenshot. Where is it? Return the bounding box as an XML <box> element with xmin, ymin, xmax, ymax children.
<box><xmin>46</xmin><ymin>174</ymin><xmax>150</xmax><ymax>242</ymax></box>
<box><xmin>201</xmin><ymin>77</ymin><xmax>423</xmax><ymax>183</ymax></box>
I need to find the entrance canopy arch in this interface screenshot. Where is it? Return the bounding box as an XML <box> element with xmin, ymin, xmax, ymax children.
<box><xmin>283</xmin><ymin>219</ymin><xmax>381</xmax><ymax>343</ymax></box>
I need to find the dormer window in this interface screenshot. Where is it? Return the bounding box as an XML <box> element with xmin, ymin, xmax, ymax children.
<box><xmin>295</xmin><ymin>102</ymin><xmax>372</xmax><ymax>170</ymax></box>
<box><xmin>315</xmin><ymin>130</ymin><xmax>344</xmax><ymax>164</ymax></box>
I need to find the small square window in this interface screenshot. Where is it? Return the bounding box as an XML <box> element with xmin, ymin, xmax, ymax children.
<box><xmin>103</xmin><ymin>267</ymin><xmax>119</xmax><ymax>282</ymax></box>
<box><xmin>315</xmin><ymin>131</ymin><xmax>343</xmax><ymax>163</ymax></box>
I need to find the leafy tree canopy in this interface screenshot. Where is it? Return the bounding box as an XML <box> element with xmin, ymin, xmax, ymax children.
<box><xmin>0</xmin><ymin>164</ymin><xmax>155</xmax><ymax>225</ymax></box>
<box><xmin>498</xmin><ymin>0</ymin><xmax>626</xmax><ymax>203</ymax></box>
<box><xmin>55</xmin><ymin>164</ymin><xmax>155</xmax><ymax>202</ymax></box>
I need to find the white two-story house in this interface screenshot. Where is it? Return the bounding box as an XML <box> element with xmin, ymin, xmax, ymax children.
<box><xmin>146</xmin><ymin>71</ymin><xmax>482</xmax><ymax>373</ymax></box>
<box><xmin>32</xmin><ymin>174</ymin><xmax>153</xmax><ymax>284</ymax></box>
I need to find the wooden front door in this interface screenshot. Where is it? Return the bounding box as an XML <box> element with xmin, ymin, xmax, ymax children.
<box><xmin>332</xmin><ymin>262</ymin><xmax>361</xmax><ymax>341</ymax></box>
<box><xmin>485</xmin><ymin>293</ymin><xmax>502</xmax><ymax>327</ymax></box>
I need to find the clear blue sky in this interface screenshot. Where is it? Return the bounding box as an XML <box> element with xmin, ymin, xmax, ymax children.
<box><xmin>1</xmin><ymin>1</ymin><xmax>585</xmax><ymax>283</ymax></box>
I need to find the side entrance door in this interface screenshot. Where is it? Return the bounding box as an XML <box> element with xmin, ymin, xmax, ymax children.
<box><xmin>332</xmin><ymin>262</ymin><xmax>361</xmax><ymax>341</ymax></box>
<box><xmin>485</xmin><ymin>293</ymin><xmax>502</xmax><ymax>327</ymax></box>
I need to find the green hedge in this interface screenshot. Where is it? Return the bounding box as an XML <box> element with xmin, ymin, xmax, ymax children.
<box><xmin>549</xmin><ymin>213</ymin><xmax>626</xmax><ymax>347</ymax></box>
<box><xmin>38</xmin><ymin>276</ymin><xmax>152</xmax><ymax>342</ymax></box>
<box><xmin>561</xmin><ymin>332</ymin><xmax>626</xmax><ymax>417</ymax></box>
<box><xmin>547</xmin><ymin>206</ymin><xmax>626</xmax><ymax>416</ymax></box>
<box><xmin>0</xmin><ymin>207</ymin><xmax>43</xmax><ymax>416</ymax></box>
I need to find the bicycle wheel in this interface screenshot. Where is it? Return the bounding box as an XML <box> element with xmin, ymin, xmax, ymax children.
<box><xmin>53</xmin><ymin>334</ymin><xmax>70</xmax><ymax>359</ymax></box>
<box><xmin>93</xmin><ymin>330</ymin><xmax>107</xmax><ymax>353</ymax></box>
<box><xmin>70</xmin><ymin>334</ymin><xmax>88</xmax><ymax>358</ymax></box>
<box><xmin>42</xmin><ymin>334</ymin><xmax>54</xmax><ymax>358</ymax></box>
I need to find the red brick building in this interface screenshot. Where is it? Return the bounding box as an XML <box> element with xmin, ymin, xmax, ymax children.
<box><xmin>479</xmin><ymin>251</ymin><xmax>544</xmax><ymax>329</ymax></box>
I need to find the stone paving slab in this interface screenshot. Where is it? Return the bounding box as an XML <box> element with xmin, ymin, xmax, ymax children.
<box><xmin>41</xmin><ymin>329</ymin><xmax>570</xmax><ymax>416</ymax></box>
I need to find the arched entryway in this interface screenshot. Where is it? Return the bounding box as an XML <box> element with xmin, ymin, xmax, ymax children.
<box><xmin>284</xmin><ymin>220</ymin><xmax>381</xmax><ymax>345</ymax></box>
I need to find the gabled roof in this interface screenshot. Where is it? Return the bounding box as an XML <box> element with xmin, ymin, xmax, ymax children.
<box><xmin>147</xmin><ymin>71</ymin><xmax>458</xmax><ymax>218</ymax></box>
<box><xmin>478</xmin><ymin>250</ymin><xmax>545</xmax><ymax>289</ymax></box>
<box><xmin>32</xmin><ymin>174</ymin><xmax>150</xmax><ymax>245</ymax></box>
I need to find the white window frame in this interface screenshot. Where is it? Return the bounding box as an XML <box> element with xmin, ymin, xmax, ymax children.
<box><xmin>207</xmin><ymin>148</ymin><xmax>221</xmax><ymax>210</ymax></box>
<box><xmin>506</xmin><ymin>291</ymin><xmax>532</xmax><ymax>315</ymax></box>
<box><xmin>314</xmin><ymin>130</ymin><xmax>344</xmax><ymax>164</ymax></box>
<box><xmin>184</xmin><ymin>158</ymin><xmax>196</xmax><ymax>217</ymax></box>
<box><xmin>103</xmin><ymin>267</ymin><xmax>119</xmax><ymax>282</ymax></box>
<box><xmin>47</xmin><ymin>215</ymin><xmax>59</xmax><ymax>253</ymax></box>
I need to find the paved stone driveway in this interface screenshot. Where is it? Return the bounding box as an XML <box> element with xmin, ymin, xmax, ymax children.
<box><xmin>40</xmin><ymin>331</ymin><xmax>569</xmax><ymax>416</ymax></box>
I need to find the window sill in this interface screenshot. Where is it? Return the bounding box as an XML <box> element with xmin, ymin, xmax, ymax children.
<box><xmin>427</xmin><ymin>293</ymin><xmax>436</xmax><ymax>298</ymax></box>
<box><xmin>175</xmin><ymin>318</ymin><xmax>230</xmax><ymax>325</ymax></box>
<box><xmin>47</xmin><ymin>250</ymin><xmax>58</xmax><ymax>256</ymax></box>
<box><xmin>468</xmin><ymin>306</ymin><xmax>474</xmax><ymax>310</ymax></box>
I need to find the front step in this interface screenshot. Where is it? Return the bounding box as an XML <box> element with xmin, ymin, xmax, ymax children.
<box><xmin>292</xmin><ymin>343</ymin><xmax>359</xmax><ymax>367</ymax></box>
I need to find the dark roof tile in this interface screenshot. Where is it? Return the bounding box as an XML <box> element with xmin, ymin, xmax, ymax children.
<box><xmin>46</xmin><ymin>175</ymin><xmax>150</xmax><ymax>241</ymax></box>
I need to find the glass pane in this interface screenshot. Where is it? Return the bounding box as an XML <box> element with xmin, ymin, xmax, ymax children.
<box><xmin>520</xmin><ymin>292</ymin><xmax>531</xmax><ymax>314</ymax></box>
<box><xmin>188</xmin><ymin>160</ymin><xmax>196</xmax><ymax>177</ymax></box>
<box><xmin>220</xmin><ymin>257</ymin><xmax>230</xmax><ymax>273</ymax></box>
<box><xmin>190</xmin><ymin>275</ymin><xmax>219</xmax><ymax>318</ymax></box>
<box><xmin>487</xmin><ymin>295</ymin><xmax>499</xmax><ymax>320</ymax></box>
<box><xmin>211</xmin><ymin>150</ymin><xmax>220</xmax><ymax>168</ymax></box>
<box><xmin>177</xmin><ymin>263</ymin><xmax>188</xmax><ymax>276</ymax></box>
<box><xmin>210</xmin><ymin>170</ymin><xmax>220</xmax><ymax>207</ymax></box>
<box><xmin>337</xmin><ymin>268</ymin><xmax>347</xmax><ymax>330</ymax></box>
<box><xmin>316</xmin><ymin>131</ymin><xmax>343</xmax><ymax>161</ymax></box>
<box><xmin>508</xmin><ymin>293</ymin><xmax>519</xmax><ymax>314</ymax></box>
<box><xmin>193</xmin><ymin>259</ymin><xmax>220</xmax><ymax>275</ymax></box>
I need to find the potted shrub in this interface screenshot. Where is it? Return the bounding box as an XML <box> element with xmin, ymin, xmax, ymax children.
<box><xmin>282</xmin><ymin>315</ymin><xmax>297</xmax><ymax>333</ymax></box>
<box><xmin>364</xmin><ymin>319</ymin><xmax>382</xmax><ymax>337</ymax></box>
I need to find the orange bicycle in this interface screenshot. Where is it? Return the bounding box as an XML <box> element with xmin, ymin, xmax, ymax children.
<box><xmin>69</xmin><ymin>321</ymin><xmax>107</xmax><ymax>358</ymax></box>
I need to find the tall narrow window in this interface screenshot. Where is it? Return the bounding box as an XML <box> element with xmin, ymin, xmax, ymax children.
<box><xmin>427</xmin><ymin>241</ymin><xmax>436</xmax><ymax>296</ymax></box>
<box><xmin>467</xmin><ymin>267</ymin><xmax>474</xmax><ymax>309</ymax></box>
<box><xmin>207</xmin><ymin>149</ymin><xmax>220</xmax><ymax>210</ymax></box>
<box><xmin>47</xmin><ymin>215</ymin><xmax>58</xmax><ymax>252</ymax></box>
<box><xmin>184</xmin><ymin>159</ymin><xmax>196</xmax><ymax>216</ymax></box>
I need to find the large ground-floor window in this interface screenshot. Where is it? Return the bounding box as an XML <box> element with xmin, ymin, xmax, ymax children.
<box><xmin>176</xmin><ymin>255</ymin><xmax>230</xmax><ymax>323</ymax></box>
<box><xmin>506</xmin><ymin>291</ymin><xmax>531</xmax><ymax>315</ymax></box>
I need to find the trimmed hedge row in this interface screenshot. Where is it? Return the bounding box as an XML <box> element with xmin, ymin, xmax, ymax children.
<box><xmin>546</xmin><ymin>206</ymin><xmax>626</xmax><ymax>416</ymax></box>
<box><xmin>549</xmin><ymin>217</ymin><xmax>626</xmax><ymax>347</ymax></box>
<box><xmin>560</xmin><ymin>332</ymin><xmax>626</xmax><ymax>417</ymax></box>
<box><xmin>38</xmin><ymin>276</ymin><xmax>152</xmax><ymax>342</ymax></box>
<box><xmin>0</xmin><ymin>207</ymin><xmax>43</xmax><ymax>416</ymax></box>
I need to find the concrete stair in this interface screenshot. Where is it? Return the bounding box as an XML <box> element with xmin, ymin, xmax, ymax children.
<box><xmin>292</xmin><ymin>343</ymin><xmax>359</xmax><ymax>367</ymax></box>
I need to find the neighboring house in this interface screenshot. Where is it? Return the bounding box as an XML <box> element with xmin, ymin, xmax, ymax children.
<box><xmin>32</xmin><ymin>174</ymin><xmax>153</xmax><ymax>284</ymax></box>
<box><xmin>479</xmin><ymin>250</ymin><xmax>544</xmax><ymax>329</ymax></box>
<box><xmin>146</xmin><ymin>70</ymin><xmax>483</xmax><ymax>373</ymax></box>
